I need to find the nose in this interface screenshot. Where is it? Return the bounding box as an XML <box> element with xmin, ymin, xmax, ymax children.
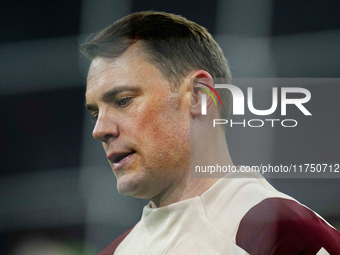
<box><xmin>92</xmin><ymin>111</ymin><xmax>119</xmax><ymax>142</ymax></box>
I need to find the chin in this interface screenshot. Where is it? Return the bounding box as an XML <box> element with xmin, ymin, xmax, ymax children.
<box><xmin>116</xmin><ymin>172</ymin><xmax>149</xmax><ymax>199</ymax></box>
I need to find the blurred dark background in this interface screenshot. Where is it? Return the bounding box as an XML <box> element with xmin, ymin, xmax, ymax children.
<box><xmin>1</xmin><ymin>0</ymin><xmax>340</xmax><ymax>254</ymax></box>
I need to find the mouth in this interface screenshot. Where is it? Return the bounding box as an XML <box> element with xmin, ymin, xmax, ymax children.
<box><xmin>108</xmin><ymin>151</ymin><xmax>136</xmax><ymax>171</ymax></box>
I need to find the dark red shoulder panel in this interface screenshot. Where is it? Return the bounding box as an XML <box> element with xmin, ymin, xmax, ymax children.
<box><xmin>98</xmin><ymin>227</ymin><xmax>134</xmax><ymax>255</ymax></box>
<box><xmin>236</xmin><ymin>198</ymin><xmax>340</xmax><ymax>255</ymax></box>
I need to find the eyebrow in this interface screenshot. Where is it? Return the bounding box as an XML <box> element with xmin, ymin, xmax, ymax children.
<box><xmin>85</xmin><ymin>86</ymin><xmax>141</xmax><ymax>111</ymax></box>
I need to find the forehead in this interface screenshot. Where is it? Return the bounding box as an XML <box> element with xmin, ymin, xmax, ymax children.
<box><xmin>85</xmin><ymin>44</ymin><xmax>175</xmax><ymax>103</ymax></box>
<box><xmin>86</xmin><ymin>58</ymin><xmax>114</xmax><ymax>92</ymax></box>
<box><xmin>86</xmin><ymin>45</ymin><xmax>145</xmax><ymax>91</ymax></box>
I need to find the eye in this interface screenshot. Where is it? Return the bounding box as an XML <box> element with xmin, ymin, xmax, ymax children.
<box><xmin>91</xmin><ymin>113</ymin><xmax>98</xmax><ymax>123</ymax></box>
<box><xmin>115</xmin><ymin>97</ymin><xmax>132</xmax><ymax>107</ymax></box>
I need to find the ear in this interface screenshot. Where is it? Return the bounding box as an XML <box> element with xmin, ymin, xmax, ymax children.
<box><xmin>190</xmin><ymin>70</ymin><xmax>214</xmax><ymax>116</ymax></box>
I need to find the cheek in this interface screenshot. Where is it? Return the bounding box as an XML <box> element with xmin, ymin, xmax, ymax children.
<box><xmin>133</xmin><ymin>97</ymin><xmax>190</xmax><ymax>160</ymax></box>
<box><xmin>133</xmin><ymin>101</ymin><xmax>169</xmax><ymax>144</ymax></box>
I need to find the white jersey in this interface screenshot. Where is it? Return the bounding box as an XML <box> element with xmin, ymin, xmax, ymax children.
<box><xmin>99</xmin><ymin>172</ymin><xmax>340</xmax><ymax>255</ymax></box>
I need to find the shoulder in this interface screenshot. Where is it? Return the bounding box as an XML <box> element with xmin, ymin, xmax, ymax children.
<box><xmin>236</xmin><ymin>197</ymin><xmax>340</xmax><ymax>255</ymax></box>
<box><xmin>97</xmin><ymin>227</ymin><xmax>134</xmax><ymax>255</ymax></box>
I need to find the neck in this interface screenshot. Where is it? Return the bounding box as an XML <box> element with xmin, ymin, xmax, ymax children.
<box><xmin>150</xmin><ymin>176</ymin><xmax>219</xmax><ymax>207</ymax></box>
<box><xmin>151</xmin><ymin>131</ymin><xmax>233</xmax><ymax>208</ymax></box>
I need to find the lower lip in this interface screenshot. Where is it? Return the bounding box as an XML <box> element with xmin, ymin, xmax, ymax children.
<box><xmin>112</xmin><ymin>153</ymin><xmax>135</xmax><ymax>171</ymax></box>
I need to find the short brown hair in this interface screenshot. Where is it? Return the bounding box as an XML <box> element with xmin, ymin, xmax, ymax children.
<box><xmin>80</xmin><ymin>11</ymin><xmax>232</xmax><ymax>118</ymax></box>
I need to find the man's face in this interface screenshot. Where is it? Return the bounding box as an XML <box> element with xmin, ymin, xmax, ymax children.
<box><xmin>85</xmin><ymin>44</ymin><xmax>190</xmax><ymax>199</ymax></box>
